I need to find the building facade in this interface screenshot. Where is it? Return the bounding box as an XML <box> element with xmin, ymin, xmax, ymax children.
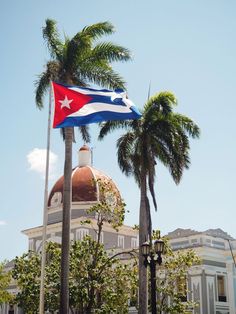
<box><xmin>167</xmin><ymin>228</ymin><xmax>236</xmax><ymax>314</ymax></box>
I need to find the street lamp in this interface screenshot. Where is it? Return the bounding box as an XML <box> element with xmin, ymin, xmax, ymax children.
<box><xmin>141</xmin><ymin>238</ymin><xmax>164</xmax><ymax>314</ymax></box>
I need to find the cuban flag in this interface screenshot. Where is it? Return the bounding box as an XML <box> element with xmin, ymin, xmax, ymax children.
<box><xmin>51</xmin><ymin>82</ymin><xmax>141</xmax><ymax>128</ymax></box>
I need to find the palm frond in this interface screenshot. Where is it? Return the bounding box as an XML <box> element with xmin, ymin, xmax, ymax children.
<box><xmin>145</xmin><ymin>195</ymin><xmax>152</xmax><ymax>239</ymax></box>
<box><xmin>78</xmin><ymin>125</ymin><xmax>91</xmax><ymax>143</ymax></box>
<box><xmin>147</xmin><ymin>157</ymin><xmax>157</xmax><ymax>211</ymax></box>
<box><xmin>65</xmin><ymin>22</ymin><xmax>114</xmax><ymax>73</ymax></box>
<box><xmin>43</xmin><ymin>19</ymin><xmax>63</xmax><ymax>60</ymax></box>
<box><xmin>65</xmin><ymin>33</ymin><xmax>91</xmax><ymax>73</ymax></box>
<box><xmin>117</xmin><ymin>132</ymin><xmax>135</xmax><ymax>176</ymax></box>
<box><xmin>80</xmin><ymin>21</ymin><xmax>114</xmax><ymax>40</ymax></box>
<box><xmin>59</xmin><ymin>125</ymin><xmax>90</xmax><ymax>144</ymax></box>
<box><xmin>131</xmin><ymin>153</ymin><xmax>141</xmax><ymax>185</ymax></box>
<box><xmin>143</xmin><ymin>92</ymin><xmax>177</xmax><ymax>121</ymax></box>
<box><xmin>78</xmin><ymin>65</ymin><xmax>127</xmax><ymax>90</ymax></box>
<box><xmin>98</xmin><ymin>120</ymin><xmax>132</xmax><ymax>140</ymax></box>
<box><xmin>35</xmin><ymin>60</ymin><xmax>62</xmax><ymax>108</ymax></box>
<box><xmin>171</xmin><ymin>113</ymin><xmax>200</xmax><ymax>139</ymax></box>
<box><xmin>68</xmin><ymin>75</ymin><xmax>87</xmax><ymax>88</ymax></box>
<box><xmin>150</xmin><ymin>126</ymin><xmax>184</xmax><ymax>184</ymax></box>
<box><xmin>35</xmin><ymin>71</ymin><xmax>51</xmax><ymax>109</ymax></box>
<box><xmin>155</xmin><ymin>138</ymin><xmax>186</xmax><ymax>184</ymax></box>
<box><xmin>128</xmin><ymin>139</ymin><xmax>142</xmax><ymax>185</ymax></box>
<box><xmin>89</xmin><ymin>42</ymin><xmax>131</xmax><ymax>63</ymax></box>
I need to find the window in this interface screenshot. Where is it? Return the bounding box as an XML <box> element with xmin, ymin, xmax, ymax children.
<box><xmin>212</xmin><ymin>240</ymin><xmax>225</xmax><ymax>249</ymax></box>
<box><xmin>118</xmin><ymin>235</ymin><xmax>124</xmax><ymax>248</ymax></box>
<box><xmin>8</xmin><ymin>304</ymin><xmax>14</xmax><ymax>314</ymax></box>
<box><xmin>131</xmin><ymin>237</ymin><xmax>138</xmax><ymax>248</ymax></box>
<box><xmin>171</xmin><ymin>240</ymin><xmax>189</xmax><ymax>249</ymax></box>
<box><xmin>36</xmin><ymin>240</ymin><xmax>42</xmax><ymax>253</ymax></box>
<box><xmin>76</xmin><ymin>228</ymin><xmax>89</xmax><ymax>241</ymax></box>
<box><xmin>129</xmin><ymin>288</ymin><xmax>138</xmax><ymax>307</ymax></box>
<box><xmin>217</xmin><ymin>275</ymin><xmax>227</xmax><ymax>302</ymax></box>
<box><xmin>29</xmin><ymin>239</ymin><xmax>34</xmax><ymax>251</ymax></box>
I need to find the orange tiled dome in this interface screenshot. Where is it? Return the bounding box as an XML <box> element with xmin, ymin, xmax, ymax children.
<box><xmin>48</xmin><ymin>146</ymin><xmax>120</xmax><ymax>207</ymax></box>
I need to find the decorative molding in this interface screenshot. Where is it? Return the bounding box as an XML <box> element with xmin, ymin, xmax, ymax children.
<box><xmin>166</xmin><ymin>228</ymin><xmax>200</xmax><ymax>239</ymax></box>
<box><xmin>203</xmin><ymin>229</ymin><xmax>234</xmax><ymax>240</ymax></box>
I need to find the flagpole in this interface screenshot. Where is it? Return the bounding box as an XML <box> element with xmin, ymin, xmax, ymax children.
<box><xmin>60</xmin><ymin>125</ymin><xmax>73</xmax><ymax>313</ymax></box>
<box><xmin>39</xmin><ymin>83</ymin><xmax>52</xmax><ymax>314</ymax></box>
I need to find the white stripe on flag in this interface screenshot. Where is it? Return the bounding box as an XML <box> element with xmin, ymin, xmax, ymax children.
<box><xmin>68</xmin><ymin>102</ymin><xmax>133</xmax><ymax>117</ymax></box>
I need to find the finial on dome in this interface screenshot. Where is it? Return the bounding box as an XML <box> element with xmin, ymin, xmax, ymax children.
<box><xmin>78</xmin><ymin>145</ymin><xmax>91</xmax><ymax>167</ymax></box>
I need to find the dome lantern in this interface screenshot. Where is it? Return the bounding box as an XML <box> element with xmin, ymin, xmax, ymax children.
<box><xmin>78</xmin><ymin>145</ymin><xmax>91</xmax><ymax>167</ymax></box>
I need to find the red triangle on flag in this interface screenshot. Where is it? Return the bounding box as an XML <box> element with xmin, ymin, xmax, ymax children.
<box><xmin>52</xmin><ymin>82</ymin><xmax>92</xmax><ymax>127</ymax></box>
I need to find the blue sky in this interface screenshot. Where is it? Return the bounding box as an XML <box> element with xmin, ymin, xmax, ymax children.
<box><xmin>1</xmin><ymin>0</ymin><xmax>236</xmax><ymax>261</ymax></box>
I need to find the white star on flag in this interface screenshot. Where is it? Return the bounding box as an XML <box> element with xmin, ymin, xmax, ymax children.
<box><xmin>59</xmin><ymin>95</ymin><xmax>73</xmax><ymax>109</ymax></box>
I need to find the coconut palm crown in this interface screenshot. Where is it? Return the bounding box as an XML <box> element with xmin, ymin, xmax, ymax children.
<box><xmin>99</xmin><ymin>91</ymin><xmax>200</xmax><ymax>215</ymax></box>
<box><xmin>35</xmin><ymin>19</ymin><xmax>131</xmax><ymax>140</ymax></box>
<box><xmin>36</xmin><ymin>19</ymin><xmax>131</xmax><ymax>103</ymax></box>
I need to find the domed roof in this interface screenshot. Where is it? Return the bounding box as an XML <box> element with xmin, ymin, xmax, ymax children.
<box><xmin>48</xmin><ymin>146</ymin><xmax>121</xmax><ymax>208</ymax></box>
<box><xmin>79</xmin><ymin>144</ymin><xmax>90</xmax><ymax>151</ymax></box>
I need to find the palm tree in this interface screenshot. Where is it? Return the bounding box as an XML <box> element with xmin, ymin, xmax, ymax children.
<box><xmin>99</xmin><ymin>91</ymin><xmax>200</xmax><ymax>314</ymax></box>
<box><xmin>35</xmin><ymin>19</ymin><xmax>131</xmax><ymax>314</ymax></box>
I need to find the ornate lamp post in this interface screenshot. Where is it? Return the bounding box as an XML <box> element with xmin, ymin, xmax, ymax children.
<box><xmin>141</xmin><ymin>238</ymin><xmax>164</xmax><ymax>314</ymax></box>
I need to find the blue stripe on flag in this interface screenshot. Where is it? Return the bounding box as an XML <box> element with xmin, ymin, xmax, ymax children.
<box><xmin>55</xmin><ymin>110</ymin><xmax>140</xmax><ymax>128</ymax></box>
<box><xmin>87</xmin><ymin>95</ymin><xmax>126</xmax><ymax>106</ymax></box>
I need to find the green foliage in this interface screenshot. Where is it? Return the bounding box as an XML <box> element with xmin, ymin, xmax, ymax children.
<box><xmin>133</xmin><ymin>224</ymin><xmax>139</xmax><ymax>231</ymax></box>
<box><xmin>12</xmin><ymin>186</ymin><xmax>136</xmax><ymax>313</ymax></box>
<box><xmin>153</xmin><ymin>235</ymin><xmax>201</xmax><ymax>314</ymax></box>
<box><xmin>69</xmin><ymin>237</ymin><xmax>137</xmax><ymax>313</ymax></box>
<box><xmin>0</xmin><ymin>262</ymin><xmax>13</xmax><ymax>305</ymax></box>
<box><xmin>12</xmin><ymin>252</ymin><xmax>41</xmax><ymax>313</ymax></box>
<box><xmin>12</xmin><ymin>239</ymin><xmax>137</xmax><ymax>314</ymax></box>
<box><xmin>83</xmin><ymin>178</ymin><xmax>126</xmax><ymax>232</ymax></box>
<box><xmin>35</xmin><ymin>19</ymin><xmax>131</xmax><ymax>109</ymax></box>
<box><xmin>99</xmin><ymin>91</ymin><xmax>200</xmax><ymax>209</ymax></box>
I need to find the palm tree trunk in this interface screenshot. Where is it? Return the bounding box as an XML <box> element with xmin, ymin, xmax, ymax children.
<box><xmin>138</xmin><ymin>171</ymin><xmax>149</xmax><ymax>314</ymax></box>
<box><xmin>60</xmin><ymin>126</ymin><xmax>73</xmax><ymax>314</ymax></box>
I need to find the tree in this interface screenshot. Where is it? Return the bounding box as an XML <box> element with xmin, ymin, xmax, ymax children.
<box><xmin>0</xmin><ymin>262</ymin><xmax>13</xmax><ymax>306</ymax></box>
<box><xmin>12</xmin><ymin>240</ymin><xmax>137</xmax><ymax>314</ymax></box>
<box><xmin>12</xmin><ymin>183</ymin><xmax>137</xmax><ymax>314</ymax></box>
<box><xmin>35</xmin><ymin>18</ymin><xmax>131</xmax><ymax>312</ymax></box>
<box><xmin>69</xmin><ymin>238</ymin><xmax>137</xmax><ymax>314</ymax></box>
<box><xmin>12</xmin><ymin>252</ymin><xmax>41</xmax><ymax>313</ymax></box>
<box><xmin>99</xmin><ymin>92</ymin><xmax>200</xmax><ymax>313</ymax></box>
<box><xmin>78</xmin><ymin>178</ymin><xmax>128</xmax><ymax>313</ymax></box>
<box><xmin>155</xmin><ymin>236</ymin><xmax>201</xmax><ymax>314</ymax></box>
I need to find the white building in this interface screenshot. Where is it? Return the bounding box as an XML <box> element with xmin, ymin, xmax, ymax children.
<box><xmin>167</xmin><ymin>228</ymin><xmax>236</xmax><ymax>314</ymax></box>
<box><xmin>23</xmin><ymin>145</ymin><xmax>138</xmax><ymax>253</ymax></box>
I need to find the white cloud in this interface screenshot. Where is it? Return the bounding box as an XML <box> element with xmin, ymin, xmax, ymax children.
<box><xmin>27</xmin><ymin>148</ymin><xmax>58</xmax><ymax>179</ymax></box>
<box><xmin>0</xmin><ymin>221</ymin><xmax>7</xmax><ymax>226</ymax></box>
